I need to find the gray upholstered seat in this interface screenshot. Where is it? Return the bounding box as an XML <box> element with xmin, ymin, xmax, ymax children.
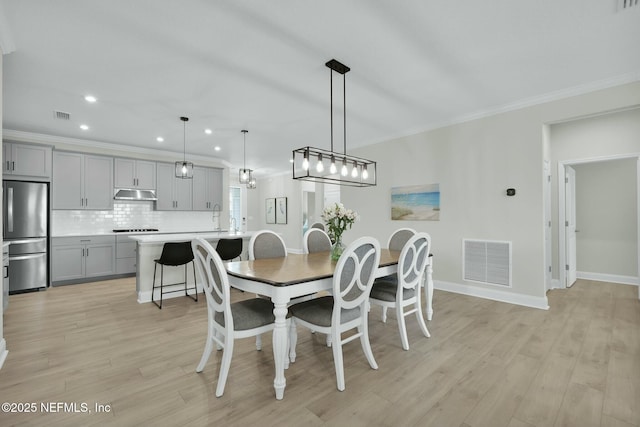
<box><xmin>249</xmin><ymin>230</ymin><xmax>287</xmax><ymax>260</ymax></box>
<box><xmin>303</xmin><ymin>228</ymin><xmax>332</xmax><ymax>254</ymax></box>
<box><xmin>288</xmin><ymin>237</ymin><xmax>381</xmax><ymax>391</ymax></box>
<box><xmin>369</xmin><ymin>281</ymin><xmax>416</xmax><ymax>302</ymax></box>
<box><xmin>192</xmin><ymin>238</ymin><xmax>278</xmax><ymax>397</ymax></box>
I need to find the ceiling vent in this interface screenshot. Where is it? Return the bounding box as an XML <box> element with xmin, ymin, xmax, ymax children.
<box><xmin>53</xmin><ymin>110</ymin><xmax>70</xmax><ymax>120</ymax></box>
<box><xmin>618</xmin><ymin>0</ymin><xmax>639</xmax><ymax>11</ymax></box>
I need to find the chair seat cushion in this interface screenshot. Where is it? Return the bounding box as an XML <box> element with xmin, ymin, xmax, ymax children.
<box><xmin>289</xmin><ymin>296</ymin><xmax>361</xmax><ymax>327</ymax></box>
<box><xmin>370</xmin><ymin>281</ymin><xmax>416</xmax><ymax>302</ymax></box>
<box><xmin>215</xmin><ymin>298</ymin><xmax>275</xmax><ymax>331</ymax></box>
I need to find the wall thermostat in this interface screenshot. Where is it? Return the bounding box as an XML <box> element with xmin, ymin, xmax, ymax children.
<box><xmin>506</xmin><ymin>188</ymin><xmax>516</xmax><ymax>196</ymax></box>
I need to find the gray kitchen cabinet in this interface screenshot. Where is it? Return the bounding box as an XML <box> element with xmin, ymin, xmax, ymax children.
<box><xmin>156</xmin><ymin>162</ymin><xmax>192</xmax><ymax>210</ymax></box>
<box><xmin>3</xmin><ymin>142</ymin><xmax>52</xmax><ymax>179</ymax></box>
<box><xmin>53</xmin><ymin>151</ymin><xmax>113</xmax><ymax>210</ymax></box>
<box><xmin>51</xmin><ymin>236</ymin><xmax>116</xmax><ymax>283</ymax></box>
<box><xmin>114</xmin><ymin>158</ymin><xmax>156</xmax><ymax>189</ymax></box>
<box><xmin>192</xmin><ymin>167</ymin><xmax>223</xmax><ymax>211</ymax></box>
<box><xmin>115</xmin><ymin>235</ymin><xmax>137</xmax><ymax>274</ymax></box>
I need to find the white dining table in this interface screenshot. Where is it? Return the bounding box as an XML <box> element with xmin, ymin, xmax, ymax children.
<box><xmin>225</xmin><ymin>249</ymin><xmax>427</xmax><ymax>399</ymax></box>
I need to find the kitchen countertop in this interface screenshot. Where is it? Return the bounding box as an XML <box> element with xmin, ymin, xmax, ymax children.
<box><xmin>129</xmin><ymin>231</ymin><xmax>254</xmax><ymax>246</ymax></box>
<box><xmin>51</xmin><ymin>229</ymin><xmax>229</xmax><ymax>238</ymax></box>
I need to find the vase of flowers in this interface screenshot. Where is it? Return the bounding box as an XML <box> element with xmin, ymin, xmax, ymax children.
<box><xmin>322</xmin><ymin>203</ymin><xmax>359</xmax><ymax>261</ymax></box>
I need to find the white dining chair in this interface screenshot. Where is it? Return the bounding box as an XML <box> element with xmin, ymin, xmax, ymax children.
<box><xmin>310</xmin><ymin>222</ymin><xmax>325</xmax><ymax>231</ymax></box>
<box><xmin>192</xmin><ymin>238</ymin><xmax>277</xmax><ymax>397</ymax></box>
<box><xmin>249</xmin><ymin>230</ymin><xmax>287</xmax><ymax>260</ymax></box>
<box><xmin>303</xmin><ymin>228</ymin><xmax>332</xmax><ymax>254</ymax></box>
<box><xmin>379</xmin><ymin>228</ymin><xmax>416</xmax><ymax>322</ymax></box>
<box><xmin>288</xmin><ymin>237</ymin><xmax>381</xmax><ymax>391</ymax></box>
<box><xmin>369</xmin><ymin>232</ymin><xmax>431</xmax><ymax>351</ymax></box>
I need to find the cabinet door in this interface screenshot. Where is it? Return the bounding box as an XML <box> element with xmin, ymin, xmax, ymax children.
<box><xmin>175</xmin><ymin>174</ymin><xmax>193</xmax><ymax>210</ymax></box>
<box><xmin>135</xmin><ymin>160</ymin><xmax>156</xmax><ymax>189</ymax></box>
<box><xmin>209</xmin><ymin>168</ymin><xmax>223</xmax><ymax>209</ymax></box>
<box><xmin>53</xmin><ymin>151</ymin><xmax>84</xmax><ymax>209</ymax></box>
<box><xmin>114</xmin><ymin>158</ymin><xmax>136</xmax><ymax>188</ymax></box>
<box><xmin>84</xmin><ymin>155</ymin><xmax>114</xmax><ymax>209</ymax></box>
<box><xmin>192</xmin><ymin>167</ymin><xmax>209</xmax><ymax>211</ymax></box>
<box><xmin>155</xmin><ymin>162</ymin><xmax>175</xmax><ymax>210</ymax></box>
<box><xmin>85</xmin><ymin>243</ymin><xmax>116</xmax><ymax>277</ymax></box>
<box><xmin>51</xmin><ymin>245</ymin><xmax>85</xmax><ymax>282</ymax></box>
<box><xmin>2</xmin><ymin>144</ymin><xmax>11</xmax><ymax>174</ymax></box>
<box><xmin>11</xmin><ymin>144</ymin><xmax>52</xmax><ymax>178</ymax></box>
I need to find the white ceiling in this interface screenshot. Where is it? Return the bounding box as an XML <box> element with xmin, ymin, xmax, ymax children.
<box><xmin>2</xmin><ymin>0</ymin><xmax>639</xmax><ymax>177</ymax></box>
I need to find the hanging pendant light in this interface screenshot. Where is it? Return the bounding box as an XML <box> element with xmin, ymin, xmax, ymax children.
<box><xmin>292</xmin><ymin>59</ymin><xmax>376</xmax><ymax>187</ymax></box>
<box><xmin>175</xmin><ymin>116</ymin><xmax>194</xmax><ymax>179</ymax></box>
<box><xmin>238</xmin><ymin>129</ymin><xmax>256</xmax><ymax>189</ymax></box>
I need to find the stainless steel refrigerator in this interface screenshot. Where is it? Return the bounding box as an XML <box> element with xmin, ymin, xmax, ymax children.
<box><xmin>3</xmin><ymin>180</ymin><xmax>49</xmax><ymax>293</ymax></box>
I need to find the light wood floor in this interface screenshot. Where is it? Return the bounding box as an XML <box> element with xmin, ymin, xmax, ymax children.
<box><xmin>0</xmin><ymin>279</ymin><xmax>638</xmax><ymax>427</ymax></box>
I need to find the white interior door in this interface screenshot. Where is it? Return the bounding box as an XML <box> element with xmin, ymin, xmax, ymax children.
<box><xmin>544</xmin><ymin>161</ymin><xmax>552</xmax><ymax>291</ymax></box>
<box><xmin>565</xmin><ymin>165</ymin><xmax>577</xmax><ymax>287</ymax></box>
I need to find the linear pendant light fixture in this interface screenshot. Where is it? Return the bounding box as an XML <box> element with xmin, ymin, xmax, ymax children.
<box><xmin>239</xmin><ymin>129</ymin><xmax>256</xmax><ymax>189</ymax></box>
<box><xmin>292</xmin><ymin>59</ymin><xmax>376</xmax><ymax>187</ymax></box>
<box><xmin>175</xmin><ymin>116</ymin><xmax>194</xmax><ymax>179</ymax></box>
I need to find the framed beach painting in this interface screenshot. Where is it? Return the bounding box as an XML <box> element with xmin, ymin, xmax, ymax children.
<box><xmin>391</xmin><ymin>184</ymin><xmax>440</xmax><ymax>221</ymax></box>
<box><xmin>276</xmin><ymin>197</ymin><xmax>288</xmax><ymax>224</ymax></box>
<box><xmin>266</xmin><ymin>198</ymin><xmax>276</xmax><ymax>224</ymax></box>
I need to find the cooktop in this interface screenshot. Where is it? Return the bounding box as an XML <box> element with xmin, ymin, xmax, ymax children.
<box><xmin>112</xmin><ymin>228</ymin><xmax>159</xmax><ymax>233</ymax></box>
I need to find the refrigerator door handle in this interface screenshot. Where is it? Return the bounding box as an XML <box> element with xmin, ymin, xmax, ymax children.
<box><xmin>9</xmin><ymin>253</ymin><xmax>47</xmax><ymax>262</ymax></box>
<box><xmin>7</xmin><ymin>186</ymin><xmax>14</xmax><ymax>233</ymax></box>
<box><xmin>9</xmin><ymin>237</ymin><xmax>47</xmax><ymax>245</ymax></box>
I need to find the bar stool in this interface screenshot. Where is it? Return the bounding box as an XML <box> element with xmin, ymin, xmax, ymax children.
<box><xmin>152</xmin><ymin>241</ymin><xmax>197</xmax><ymax>309</ymax></box>
<box><xmin>215</xmin><ymin>238</ymin><xmax>243</xmax><ymax>261</ymax></box>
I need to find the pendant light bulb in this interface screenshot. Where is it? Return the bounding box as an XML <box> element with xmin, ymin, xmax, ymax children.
<box><xmin>329</xmin><ymin>155</ymin><xmax>337</xmax><ymax>174</ymax></box>
<box><xmin>341</xmin><ymin>159</ymin><xmax>348</xmax><ymax>177</ymax></box>
<box><xmin>302</xmin><ymin>149</ymin><xmax>309</xmax><ymax>170</ymax></box>
<box><xmin>351</xmin><ymin>161</ymin><xmax>358</xmax><ymax>178</ymax></box>
<box><xmin>316</xmin><ymin>153</ymin><xmax>324</xmax><ymax>172</ymax></box>
<box><xmin>362</xmin><ymin>164</ymin><xmax>369</xmax><ymax>180</ymax></box>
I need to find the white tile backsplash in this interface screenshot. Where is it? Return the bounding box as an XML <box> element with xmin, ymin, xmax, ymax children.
<box><xmin>52</xmin><ymin>201</ymin><xmax>218</xmax><ymax>235</ymax></box>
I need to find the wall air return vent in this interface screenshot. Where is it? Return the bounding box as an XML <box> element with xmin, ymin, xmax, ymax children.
<box><xmin>463</xmin><ymin>239</ymin><xmax>511</xmax><ymax>287</ymax></box>
<box><xmin>53</xmin><ymin>110</ymin><xmax>70</xmax><ymax>120</ymax></box>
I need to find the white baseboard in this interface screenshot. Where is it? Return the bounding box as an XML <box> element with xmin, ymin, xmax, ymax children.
<box><xmin>576</xmin><ymin>271</ymin><xmax>639</xmax><ymax>286</ymax></box>
<box><xmin>435</xmin><ymin>280</ymin><xmax>550</xmax><ymax>310</ymax></box>
<box><xmin>0</xmin><ymin>338</ymin><xmax>8</xmax><ymax>370</ymax></box>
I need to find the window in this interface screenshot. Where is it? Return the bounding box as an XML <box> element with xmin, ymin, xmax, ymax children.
<box><xmin>229</xmin><ymin>186</ymin><xmax>242</xmax><ymax>231</ymax></box>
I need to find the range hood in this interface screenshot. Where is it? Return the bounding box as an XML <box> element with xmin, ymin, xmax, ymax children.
<box><xmin>113</xmin><ymin>188</ymin><xmax>157</xmax><ymax>201</ymax></box>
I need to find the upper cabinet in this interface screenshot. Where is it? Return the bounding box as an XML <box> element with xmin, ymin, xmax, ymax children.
<box><xmin>3</xmin><ymin>142</ymin><xmax>52</xmax><ymax>180</ymax></box>
<box><xmin>114</xmin><ymin>158</ymin><xmax>156</xmax><ymax>190</ymax></box>
<box><xmin>156</xmin><ymin>162</ymin><xmax>193</xmax><ymax>211</ymax></box>
<box><xmin>53</xmin><ymin>152</ymin><xmax>114</xmax><ymax>210</ymax></box>
<box><xmin>192</xmin><ymin>167</ymin><xmax>223</xmax><ymax>211</ymax></box>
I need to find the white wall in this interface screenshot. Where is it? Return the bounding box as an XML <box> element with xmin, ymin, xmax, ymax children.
<box><xmin>343</xmin><ymin>82</ymin><xmax>640</xmax><ymax>309</ymax></box>
<box><xmin>574</xmin><ymin>159</ymin><xmax>637</xmax><ymax>277</ymax></box>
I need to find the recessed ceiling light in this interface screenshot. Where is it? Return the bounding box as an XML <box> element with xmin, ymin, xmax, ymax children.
<box><xmin>204</xmin><ymin>128</ymin><xmax>213</xmax><ymax>135</ymax></box>
<box><xmin>79</xmin><ymin>124</ymin><xmax>89</xmax><ymax>130</ymax></box>
<box><xmin>84</xmin><ymin>95</ymin><xmax>97</xmax><ymax>103</ymax></box>
<box><xmin>214</xmin><ymin>146</ymin><xmax>221</xmax><ymax>151</ymax></box>
<box><xmin>156</xmin><ymin>137</ymin><xmax>164</xmax><ymax>142</ymax></box>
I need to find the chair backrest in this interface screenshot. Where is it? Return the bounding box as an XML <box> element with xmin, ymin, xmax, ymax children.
<box><xmin>192</xmin><ymin>238</ymin><xmax>234</xmax><ymax>329</ymax></box>
<box><xmin>333</xmin><ymin>237</ymin><xmax>381</xmax><ymax>314</ymax></box>
<box><xmin>310</xmin><ymin>222</ymin><xmax>325</xmax><ymax>231</ymax></box>
<box><xmin>248</xmin><ymin>230</ymin><xmax>287</xmax><ymax>260</ymax></box>
<box><xmin>157</xmin><ymin>241</ymin><xmax>194</xmax><ymax>266</ymax></box>
<box><xmin>215</xmin><ymin>238</ymin><xmax>243</xmax><ymax>261</ymax></box>
<box><xmin>397</xmin><ymin>233</ymin><xmax>431</xmax><ymax>290</ymax></box>
<box><xmin>387</xmin><ymin>228</ymin><xmax>417</xmax><ymax>251</ymax></box>
<box><xmin>303</xmin><ymin>228</ymin><xmax>332</xmax><ymax>254</ymax></box>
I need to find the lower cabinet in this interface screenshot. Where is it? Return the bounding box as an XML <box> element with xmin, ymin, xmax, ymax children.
<box><xmin>116</xmin><ymin>235</ymin><xmax>137</xmax><ymax>274</ymax></box>
<box><xmin>52</xmin><ymin>236</ymin><xmax>116</xmax><ymax>283</ymax></box>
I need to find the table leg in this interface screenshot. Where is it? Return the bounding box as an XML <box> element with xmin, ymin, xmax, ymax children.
<box><xmin>272</xmin><ymin>300</ymin><xmax>288</xmax><ymax>400</ymax></box>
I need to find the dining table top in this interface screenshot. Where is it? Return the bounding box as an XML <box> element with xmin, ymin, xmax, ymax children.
<box><xmin>225</xmin><ymin>249</ymin><xmax>400</xmax><ymax>286</ymax></box>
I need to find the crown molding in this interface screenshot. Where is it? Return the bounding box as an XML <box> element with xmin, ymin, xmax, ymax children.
<box><xmin>2</xmin><ymin>129</ymin><xmax>232</xmax><ymax>168</ymax></box>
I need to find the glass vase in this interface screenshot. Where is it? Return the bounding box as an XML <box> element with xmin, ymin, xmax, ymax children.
<box><xmin>331</xmin><ymin>235</ymin><xmax>345</xmax><ymax>261</ymax></box>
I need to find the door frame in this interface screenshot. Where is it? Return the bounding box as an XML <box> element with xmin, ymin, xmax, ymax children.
<box><xmin>557</xmin><ymin>153</ymin><xmax>640</xmax><ymax>292</ymax></box>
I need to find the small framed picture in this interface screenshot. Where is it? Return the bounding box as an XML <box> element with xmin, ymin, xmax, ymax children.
<box><xmin>266</xmin><ymin>198</ymin><xmax>276</xmax><ymax>224</ymax></box>
<box><xmin>276</xmin><ymin>197</ymin><xmax>287</xmax><ymax>224</ymax></box>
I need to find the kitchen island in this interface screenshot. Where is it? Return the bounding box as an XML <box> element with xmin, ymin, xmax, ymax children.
<box><xmin>129</xmin><ymin>231</ymin><xmax>255</xmax><ymax>303</ymax></box>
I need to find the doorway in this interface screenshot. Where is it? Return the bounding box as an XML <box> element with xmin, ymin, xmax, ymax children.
<box><xmin>557</xmin><ymin>155</ymin><xmax>640</xmax><ymax>291</ymax></box>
